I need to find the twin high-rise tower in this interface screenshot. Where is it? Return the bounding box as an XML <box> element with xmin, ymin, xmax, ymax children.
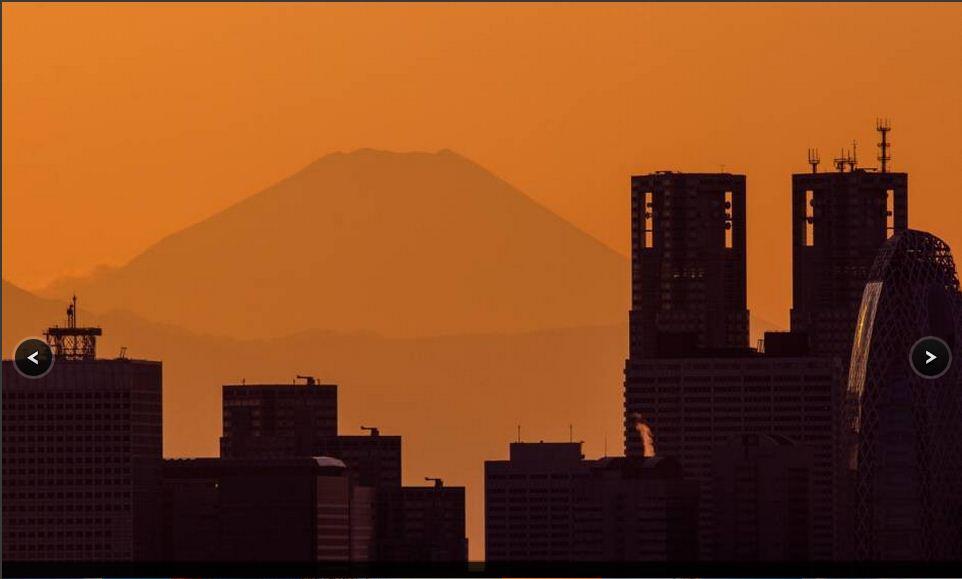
<box><xmin>629</xmin><ymin>173</ymin><xmax>748</xmax><ymax>358</ymax></box>
<box><xmin>623</xmin><ymin>123</ymin><xmax>917</xmax><ymax>561</ymax></box>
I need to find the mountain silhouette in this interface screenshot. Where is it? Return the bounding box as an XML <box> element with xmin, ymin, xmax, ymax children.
<box><xmin>42</xmin><ymin>149</ymin><xmax>628</xmax><ymax>338</ymax></box>
<box><xmin>3</xmin><ymin>280</ymin><xmax>626</xmax><ymax>560</ymax></box>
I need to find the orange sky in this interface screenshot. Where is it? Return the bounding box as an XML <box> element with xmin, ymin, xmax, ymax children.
<box><xmin>4</xmin><ymin>2</ymin><xmax>962</xmax><ymax>329</ymax></box>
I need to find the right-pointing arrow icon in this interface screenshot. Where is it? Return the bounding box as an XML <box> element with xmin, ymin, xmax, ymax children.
<box><xmin>27</xmin><ymin>351</ymin><xmax>39</xmax><ymax>365</ymax></box>
<box><xmin>925</xmin><ymin>351</ymin><xmax>938</xmax><ymax>365</ymax></box>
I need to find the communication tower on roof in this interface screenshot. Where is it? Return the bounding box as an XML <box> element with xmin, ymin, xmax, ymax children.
<box><xmin>877</xmin><ymin>118</ymin><xmax>892</xmax><ymax>173</ymax></box>
<box><xmin>807</xmin><ymin>148</ymin><xmax>820</xmax><ymax>173</ymax></box>
<box><xmin>44</xmin><ymin>295</ymin><xmax>102</xmax><ymax>360</ymax></box>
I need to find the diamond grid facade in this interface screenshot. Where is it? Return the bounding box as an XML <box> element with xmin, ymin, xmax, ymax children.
<box><xmin>846</xmin><ymin>230</ymin><xmax>962</xmax><ymax>560</ymax></box>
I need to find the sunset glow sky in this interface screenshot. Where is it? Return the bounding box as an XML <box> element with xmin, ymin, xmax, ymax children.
<box><xmin>4</xmin><ymin>2</ymin><xmax>962</xmax><ymax>330</ymax></box>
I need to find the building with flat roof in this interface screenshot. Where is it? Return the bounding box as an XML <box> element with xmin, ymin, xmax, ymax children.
<box><xmin>220</xmin><ymin>378</ymin><xmax>338</xmax><ymax>458</ymax></box>
<box><xmin>485</xmin><ymin>442</ymin><xmax>697</xmax><ymax>561</ymax></box>
<box><xmin>2</xmin><ymin>311</ymin><xmax>163</xmax><ymax>561</ymax></box>
<box><xmin>378</xmin><ymin>480</ymin><xmax>468</xmax><ymax>561</ymax></box>
<box><xmin>161</xmin><ymin>456</ymin><xmax>375</xmax><ymax>562</ymax></box>
<box><xmin>624</xmin><ymin>352</ymin><xmax>840</xmax><ymax>560</ymax></box>
<box><xmin>629</xmin><ymin>172</ymin><xmax>749</xmax><ymax>358</ymax></box>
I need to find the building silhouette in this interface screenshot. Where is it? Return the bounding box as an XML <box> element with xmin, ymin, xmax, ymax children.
<box><xmin>161</xmin><ymin>456</ymin><xmax>375</xmax><ymax>562</ymax></box>
<box><xmin>1</xmin><ymin>313</ymin><xmax>162</xmax><ymax>561</ymax></box>
<box><xmin>629</xmin><ymin>171</ymin><xmax>748</xmax><ymax>357</ymax></box>
<box><xmin>378</xmin><ymin>480</ymin><xmax>468</xmax><ymax>561</ymax></box>
<box><xmin>484</xmin><ymin>442</ymin><xmax>698</xmax><ymax>561</ymax></box>
<box><xmin>314</xmin><ymin>432</ymin><xmax>402</xmax><ymax>489</ymax></box>
<box><xmin>790</xmin><ymin>157</ymin><xmax>908</xmax><ymax>362</ymax></box>
<box><xmin>624</xmin><ymin>352</ymin><xmax>840</xmax><ymax>560</ymax></box>
<box><xmin>711</xmin><ymin>433</ymin><xmax>813</xmax><ymax>561</ymax></box>
<box><xmin>845</xmin><ymin>230</ymin><xmax>962</xmax><ymax>560</ymax></box>
<box><xmin>217</xmin><ymin>380</ymin><xmax>464</xmax><ymax>561</ymax></box>
<box><xmin>624</xmin><ymin>169</ymin><xmax>844</xmax><ymax>560</ymax></box>
<box><xmin>629</xmin><ymin>172</ymin><xmax>749</xmax><ymax>358</ymax></box>
<box><xmin>220</xmin><ymin>378</ymin><xmax>338</xmax><ymax>457</ymax></box>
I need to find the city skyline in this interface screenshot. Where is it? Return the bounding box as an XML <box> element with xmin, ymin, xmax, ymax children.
<box><xmin>4</xmin><ymin>3</ymin><xmax>962</xmax><ymax>570</ymax></box>
<box><xmin>7</xmin><ymin>129</ymin><xmax>960</xmax><ymax>559</ymax></box>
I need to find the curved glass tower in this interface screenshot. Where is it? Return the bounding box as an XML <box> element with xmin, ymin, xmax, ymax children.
<box><xmin>846</xmin><ymin>230</ymin><xmax>962</xmax><ymax>560</ymax></box>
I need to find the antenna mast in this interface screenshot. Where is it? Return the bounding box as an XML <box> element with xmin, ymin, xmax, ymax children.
<box><xmin>877</xmin><ymin>118</ymin><xmax>891</xmax><ymax>173</ymax></box>
<box><xmin>833</xmin><ymin>148</ymin><xmax>848</xmax><ymax>172</ymax></box>
<box><xmin>44</xmin><ymin>295</ymin><xmax>102</xmax><ymax>360</ymax></box>
<box><xmin>807</xmin><ymin>148</ymin><xmax>820</xmax><ymax>174</ymax></box>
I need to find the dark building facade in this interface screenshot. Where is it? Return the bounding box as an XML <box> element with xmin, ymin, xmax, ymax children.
<box><xmin>711</xmin><ymin>433</ymin><xmax>813</xmax><ymax>561</ymax></box>
<box><xmin>485</xmin><ymin>442</ymin><xmax>698</xmax><ymax>561</ymax></box>
<box><xmin>1</xmin><ymin>358</ymin><xmax>163</xmax><ymax>561</ymax></box>
<box><xmin>220</xmin><ymin>380</ymin><xmax>338</xmax><ymax>458</ymax></box>
<box><xmin>218</xmin><ymin>381</ymin><xmax>463</xmax><ymax>561</ymax></box>
<box><xmin>314</xmin><ymin>433</ymin><xmax>402</xmax><ymax>489</ymax></box>
<box><xmin>845</xmin><ymin>230</ymin><xmax>962</xmax><ymax>560</ymax></box>
<box><xmin>379</xmin><ymin>482</ymin><xmax>468</xmax><ymax>562</ymax></box>
<box><xmin>161</xmin><ymin>456</ymin><xmax>375</xmax><ymax>562</ymax></box>
<box><xmin>624</xmin><ymin>354</ymin><xmax>840</xmax><ymax>560</ymax></box>
<box><xmin>629</xmin><ymin>172</ymin><xmax>749</xmax><ymax>358</ymax></box>
<box><xmin>790</xmin><ymin>167</ymin><xmax>908</xmax><ymax>361</ymax></box>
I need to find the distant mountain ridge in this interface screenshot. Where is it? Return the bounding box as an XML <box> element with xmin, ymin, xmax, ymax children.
<box><xmin>43</xmin><ymin>149</ymin><xmax>628</xmax><ymax>339</ymax></box>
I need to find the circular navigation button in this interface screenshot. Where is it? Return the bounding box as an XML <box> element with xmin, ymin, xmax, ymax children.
<box><xmin>13</xmin><ymin>337</ymin><xmax>55</xmax><ymax>379</ymax></box>
<box><xmin>909</xmin><ymin>336</ymin><xmax>952</xmax><ymax>380</ymax></box>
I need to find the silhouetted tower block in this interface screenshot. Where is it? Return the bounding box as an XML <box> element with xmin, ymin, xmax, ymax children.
<box><xmin>630</xmin><ymin>172</ymin><xmax>748</xmax><ymax>358</ymax></box>
<box><xmin>790</xmin><ymin>161</ymin><xmax>908</xmax><ymax>362</ymax></box>
<box><xmin>2</xmin><ymin>315</ymin><xmax>162</xmax><ymax>562</ymax></box>
<box><xmin>624</xmin><ymin>353</ymin><xmax>841</xmax><ymax>561</ymax></box>
<box><xmin>161</xmin><ymin>457</ymin><xmax>375</xmax><ymax>562</ymax></box>
<box><xmin>378</xmin><ymin>481</ymin><xmax>468</xmax><ymax>562</ymax></box>
<box><xmin>219</xmin><ymin>378</ymin><xmax>338</xmax><ymax>458</ymax></box>
<box><xmin>484</xmin><ymin>442</ymin><xmax>698</xmax><ymax>561</ymax></box>
<box><xmin>712</xmin><ymin>434</ymin><xmax>813</xmax><ymax>561</ymax></box>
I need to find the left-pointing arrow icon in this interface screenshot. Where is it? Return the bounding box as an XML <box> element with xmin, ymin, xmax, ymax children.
<box><xmin>27</xmin><ymin>351</ymin><xmax>40</xmax><ymax>365</ymax></box>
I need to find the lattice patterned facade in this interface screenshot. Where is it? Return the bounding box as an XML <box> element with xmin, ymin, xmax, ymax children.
<box><xmin>846</xmin><ymin>229</ymin><xmax>962</xmax><ymax>560</ymax></box>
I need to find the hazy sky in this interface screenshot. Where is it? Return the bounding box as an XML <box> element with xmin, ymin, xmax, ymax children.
<box><xmin>4</xmin><ymin>2</ymin><xmax>962</xmax><ymax>329</ymax></box>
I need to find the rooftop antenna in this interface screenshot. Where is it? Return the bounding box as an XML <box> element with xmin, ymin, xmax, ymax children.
<box><xmin>833</xmin><ymin>148</ymin><xmax>848</xmax><ymax>172</ymax></box>
<box><xmin>807</xmin><ymin>148</ymin><xmax>820</xmax><ymax>173</ymax></box>
<box><xmin>118</xmin><ymin>346</ymin><xmax>128</xmax><ymax>359</ymax></box>
<box><xmin>425</xmin><ymin>476</ymin><xmax>443</xmax><ymax>488</ymax></box>
<box><xmin>517</xmin><ymin>424</ymin><xmax>521</xmax><ymax>443</ymax></box>
<box><xmin>877</xmin><ymin>118</ymin><xmax>891</xmax><ymax>173</ymax></box>
<box><xmin>847</xmin><ymin>140</ymin><xmax>858</xmax><ymax>171</ymax></box>
<box><xmin>295</xmin><ymin>374</ymin><xmax>317</xmax><ymax>386</ymax></box>
<box><xmin>361</xmin><ymin>425</ymin><xmax>380</xmax><ymax>437</ymax></box>
<box><xmin>604</xmin><ymin>433</ymin><xmax>608</xmax><ymax>458</ymax></box>
<box><xmin>568</xmin><ymin>424</ymin><xmax>573</xmax><ymax>443</ymax></box>
<box><xmin>44</xmin><ymin>295</ymin><xmax>102</xmax><ymax>360</ymax></box>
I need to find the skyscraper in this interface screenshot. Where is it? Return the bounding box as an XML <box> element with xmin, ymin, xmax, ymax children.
<box><xmin>2</xmin><ymin>313</ymin><xmax>163</xmax><ymax>561</ymax></box>
<box><xmin>484</xmin><ymin>442</ymin><xmax>698</xmax><ymax>561</ymax></box>
<box><xmin>624</xmin><ymin>169</ymin><xmax>842</xmax><ymax>560</ymax></box>
<box><xmin>791</xmin><ymin>159</ymin><xmax>908</xmax><ymax>361</ymax></box>
<box><xmin>624</xmin><ymin>353</ymin><xmax>840</xmax><ymax>560</ymax></box>
<box><xmin>629</xmin><ymin>172</ymin><xmax>749</xmax><ymax>358</ymax></box>
<box><xmin>846</xmin><ymin>229</ymin><xmax>962</xmax><ymax>560</ymax></box>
